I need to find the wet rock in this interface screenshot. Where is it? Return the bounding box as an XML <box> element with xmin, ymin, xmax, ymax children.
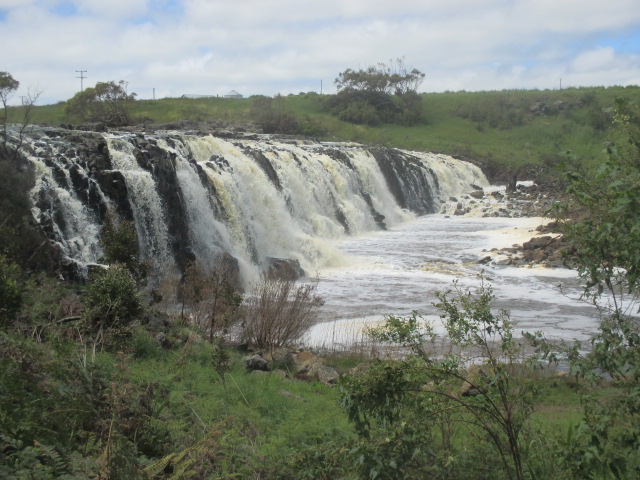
<box><xmin>217</xmin><ymin>252</ymin><xmax>243</xmax><ymax>292</ymax></box>
<box><xmin>370</xmin><ymin>147</ymin><xmax>438</xmax><ymax>215</ymax></box>
<box><xmin>266</xmin><ymin>257</ymin><xmax>305</xmax><ymax>281</ymax></box>
<box><xmin>523</xmin><ymin>235</ymin><xmax>554</xmax><ymax>250</ymax></box>
<box><xmin>307</xmin><ymin>363</ymin><xmax>340</xmax><ymax>385</ymax></box>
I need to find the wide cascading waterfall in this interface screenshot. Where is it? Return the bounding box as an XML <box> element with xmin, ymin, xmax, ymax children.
<box><xmin>18</xmin><ymin>128</ymin><xmax>488</xmax><ymax>283</ymax></box>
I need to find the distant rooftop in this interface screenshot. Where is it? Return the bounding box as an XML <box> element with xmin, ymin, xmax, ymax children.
<box><xmin>223</xmin><ymin>90</ymin><xmax>243</xmax><ymax>98</ymax></box>
<box><xmin>181</xmin><ymin>94</ymin><xmax>216</xmax><ymax>99</ymax></box>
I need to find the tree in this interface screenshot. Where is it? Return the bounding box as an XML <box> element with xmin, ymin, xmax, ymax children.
<box><xmin>0</xmin><ymin>72</ymin><xmax>40</xmax><ymax>158</ymax></box>
<box><xmin>329</xmin><ymin>59</ymin><xmax>425</xmax><ymax>126</ymax></box>
<box><xmin>529</xmin><ymin>98</ymin><xmax>640</xmax><ymax>478</ymax></box>
<box><xmin>0</xmin><ymin>73</ymin><xmax>49</xmax><ymax>272</ymax></box>
<box><xmin>335</xmin><ymin>58</ymin><xmax>425</xmax><ymax>96</ymax></box>
<box><xmin>0</xmin><ymin>72</ymin><xmax>19</xmax><ymax>151</ymax></box>
<box><xmin>65</xmin><ymin>80</ymin><xmax>136</xmax><ymax>126</ymax></box>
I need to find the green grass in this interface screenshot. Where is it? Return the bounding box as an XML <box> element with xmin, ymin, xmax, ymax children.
<box><xmin>5</xmin><ymin>85</ymin><xmax>640</xmax><ymax>173</ymax></box>
<box><xmin>125</xmin><ymin>337</ymin><xmax>355</xmax><ymax>472</ymax></box>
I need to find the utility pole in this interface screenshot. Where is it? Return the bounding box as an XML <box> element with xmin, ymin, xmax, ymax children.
<box><xmin>320</xmin><ymin>79</ymin><xmax>323</xmax><ymax>95</ymax></box>
<box><xmin>76</xmin><ymin>70</ymin><xmax>87</xmax><ymax>92</ymax></box>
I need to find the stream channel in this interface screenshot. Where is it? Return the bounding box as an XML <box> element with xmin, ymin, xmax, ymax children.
<box><xmin>304</xmin><ymin>213</ymin><xmax>601</xmax><ymax>350</ymax></box>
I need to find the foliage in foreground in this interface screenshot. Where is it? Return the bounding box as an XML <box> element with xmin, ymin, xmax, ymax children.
<box><xmin>339</xmin><ymin>281</ymin><xmax>544</xmax><ymax>480</ymax></box>
<box><xmin>0</xmin><ymin>327</ymin><xmax>355</xmax><ymax>480</ymax></box>
<box><xmin>331</xmin><ymin>98</ymin><xmax>640</xmax><ymax>480</ymax></box>
<box><xmin>534</xmin><ymin>97</ymin><xmax>640</xmax><ymax>479</ymax></box>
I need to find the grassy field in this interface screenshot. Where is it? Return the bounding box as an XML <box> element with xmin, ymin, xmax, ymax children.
<box><xmin>0</xmin><ymin>320</ymin><xmax>610</xmax><ymax>479</ymax></box>
<box><xmin>6</xmin><ymin>85</ymin><xmax>640</xmax><ymax>174</ymax></box>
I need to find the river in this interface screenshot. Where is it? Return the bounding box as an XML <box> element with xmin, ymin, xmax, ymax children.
<box><xmin>304</xmin><ymin>213</ymin><xmax>601</xmax><ymax>349</ymax></box>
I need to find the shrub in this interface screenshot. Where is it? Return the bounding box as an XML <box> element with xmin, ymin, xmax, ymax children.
<box><xmin>82</xmin><ymin>264</ymin><xmax>142</xmax><ymax>335</ymax></box>
<box><xmin>100</xmin><ymin>214</ymin><xmax>148</xmax><ymax>284</ymax></box>
<box><xmin>180</xmin><ymin>261</ymin><xmax>243</xmax><ymax>342</ymax></box>
<box><xmin>337</xmin><ymin>100</ymin><xmax>382</xmax><ymax>126</ymax></box>
<box><xmin>340</xmin><ymin>280</ymin><xmax>540</xmax><ymax>480</ymax></box>
<box><xmin>241</xmin><ymin>278</ymin><xmax>324</xmax><ymax>352</ymax></box>
<box><xmin>251</xmin><ymin>95</ymin><xmax>300</xmax><ymax>134</ymax></box>
<box><xmin>534</xmin><ymin>97</ymin><xmax>640</xmax><ymax>479</ymax></box>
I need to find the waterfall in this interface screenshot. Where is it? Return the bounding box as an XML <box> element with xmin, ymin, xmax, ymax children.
<box><xmin>19</xmin><ymin>128</ymin><xmax>488</xmax><ymax>282</ymax></box>
<box><xmin>105</xmin><ymin>137</ymin><xmax>175</xmax><ymax>275</ymax></box>
<box><xmin>25</xmin><ymin>132</ymin><xmax>105</xmax><ymax>276</ymax></box>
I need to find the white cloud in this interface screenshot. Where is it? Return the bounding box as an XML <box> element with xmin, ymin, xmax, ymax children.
<box><xmin>1</xmin><ymin>0</ymin><xmax>639</xmax><ymax>104</ymax></box>
<box><xmin>571</xmin><ymin>47</ymin><xmax>617</xmax><ymax>72</ymax></box>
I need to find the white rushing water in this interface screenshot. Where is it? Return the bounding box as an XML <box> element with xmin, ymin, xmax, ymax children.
<box><xmin>305</xmin><ymin>214</ymin><xmax>601</xmax><ymax>348</ymax></box>
<box><xmin>27</xmin><ymin>139</ymin><xmax>104</xmax><ymax>275</ymax></box>
<box><xmin>106</xmin><ymin>137</ymin><xmax>175</xmax><ymax>274</ymax></box>
<box><xmin>16</xmin><ymin>128</ymin><xmax>606</xmax><ymax>349</ymax></box>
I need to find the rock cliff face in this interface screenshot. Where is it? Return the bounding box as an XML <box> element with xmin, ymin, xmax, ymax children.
<box><xmin>15</xmin><ymin>126</ymin><xmax>487</xmax><ymax>283</ymax></box>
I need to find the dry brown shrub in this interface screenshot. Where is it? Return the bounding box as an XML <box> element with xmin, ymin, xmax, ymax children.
<box><xmin>241</xmin><ymin>277</ymin><xmax>324</xmax><ymax>352</ymax></box>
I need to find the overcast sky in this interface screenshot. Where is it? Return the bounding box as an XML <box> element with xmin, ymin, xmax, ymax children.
<box><xmin>2</xmin><ymin>0</ymin><xmax>640</xmax><ymax>105</ymax></box>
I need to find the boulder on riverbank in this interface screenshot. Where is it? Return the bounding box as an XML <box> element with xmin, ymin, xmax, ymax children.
<box><xmin>447</xmin><ymin>180</ymin><xmax>578</xmax><ymax>269</ymax></box>
<box><xmin>243</xmin><ymin>349</ymin><xmax>339</xmax><ymax>386</ymax></box>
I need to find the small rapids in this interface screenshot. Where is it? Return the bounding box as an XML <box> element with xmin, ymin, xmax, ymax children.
<box><xmin>305</xmin><ymin>214</ymin><xmax>601</xmax><ymax>348</ymax></box>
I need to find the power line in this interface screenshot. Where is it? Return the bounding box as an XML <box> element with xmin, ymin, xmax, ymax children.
<box><xmin>76</xmin><ymin>70</ymin><xmax>87</xmax><ymax>92</ymax></box>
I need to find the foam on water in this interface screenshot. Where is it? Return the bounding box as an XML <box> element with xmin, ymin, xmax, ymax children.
<box><xmin>305</xmin><ymin>214</ymin><xmax>601</xmax><ymax>347</ymax></box>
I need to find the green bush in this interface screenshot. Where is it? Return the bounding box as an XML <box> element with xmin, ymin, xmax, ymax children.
<box><xmin>340</xmin><ymin>280</ymin><xmax>542</xmax><ymax>480</ymax></box>
<box><xmin>337</xmin><ymin>100</ymin><xmax>382</xmax><ymax>126</ymax></box>
<box><xmin>251</xmin><ymin>95</ymin><xmax>300</xmax><ymax>134</ymax></box>
<box><xmin>83</xmin><ymin>264</ymin><xmax>142</xmax><ymax>335</ymax></box>
<box><xmin>101</xmin><ymin>214</ymin><xmax>149</xmax><ymax>284</ymax></box>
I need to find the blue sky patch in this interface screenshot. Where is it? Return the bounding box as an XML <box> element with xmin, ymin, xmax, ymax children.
<box><xmin>150</xmin><ymin>0</ymin><xmax>184</xmax><ymax>17</ymax></box>
<box><xmin>599</xmin><ymin>31</ymin><xmax>640</xmax><ymax>53</ymax></box>
<box><xmin>50</xmin><ymin>1</ymin><xmax>78</xmax><ymax>17</ymax></box>
<box><xmin>131</xmin><ymin>0</ymin><xmax>185</xmax><ymax>25</ymax></box>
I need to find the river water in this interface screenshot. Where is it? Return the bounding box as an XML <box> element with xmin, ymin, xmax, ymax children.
<box><xmin>304</xmin><ymin>213</ymin><xmax>601</xmax><ymax>349</ymax></box>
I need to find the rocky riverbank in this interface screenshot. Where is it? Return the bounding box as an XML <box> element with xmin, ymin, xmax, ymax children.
<box><xmin>440</xmin><ymin>180</ymin><xmax>576</xmax><ymax>269</ymax></box>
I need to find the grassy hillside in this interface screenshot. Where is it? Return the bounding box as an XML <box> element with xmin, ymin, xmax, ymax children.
<box><xmin>9</xmin><ymin>85</ymin><xmax>640</xmax><ymax>176</ymax></box>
